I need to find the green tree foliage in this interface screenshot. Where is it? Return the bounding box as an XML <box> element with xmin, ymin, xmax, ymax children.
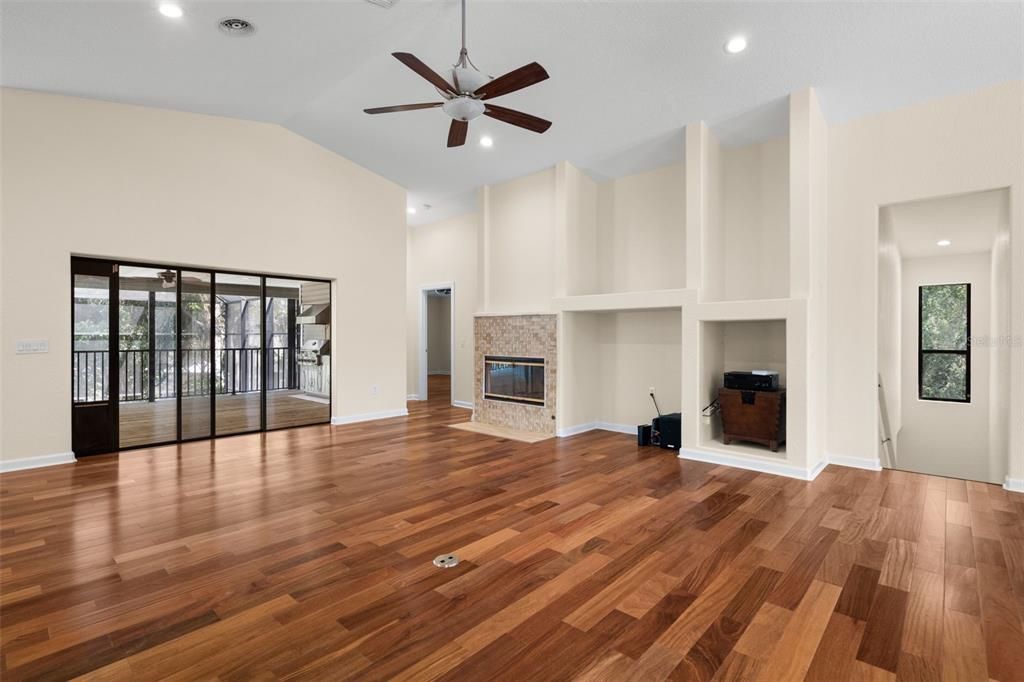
<box><xmin>920</xmin><ymin>283</ymin><xmax>968</xmax><ymax>401</ymax></box>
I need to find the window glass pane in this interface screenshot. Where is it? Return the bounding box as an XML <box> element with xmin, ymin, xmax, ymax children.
<box><xmin>921</xmin><ymin>284</ymin><xmax>968</xmax><ymax>350</ymax></box>
<box><xmin>215</xmin><ymin>273</ymin><xmax>263</xmax><ymax>436</ymax></box>
<box><xmin>73</xmin><ymin>274</ymin><xmax>110</xmax><ymax>402</ymax></box>
<box><xmin>921</xmin><ymin>353</ymin><xmax>967</xmax><ymax>401</ymax></box>
<box><xmin>265</xmin><ymin>277</ymin><xmax>330</xmax><ymax>430</ymax></box>
<box><xmin>118</xmin><ymin>266</ymin><xmax>177</xmax><ymax>448</ymax></box>
<box><xmin>181</xmin><ymin>271</ymin><xmax>212</xmax><ymax>440</ymax></box>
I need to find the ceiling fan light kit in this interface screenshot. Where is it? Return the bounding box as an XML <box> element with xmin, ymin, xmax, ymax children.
<box><xmin>364</xmin><ymin>0</ymin><xmax>551</xmax><ymax>147</ymax></box>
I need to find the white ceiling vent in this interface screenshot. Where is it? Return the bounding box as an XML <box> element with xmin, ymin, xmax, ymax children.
<box><xmin>219</xmin><ymin>18</ymin><xmax>255</xmax><ymax>36</ymax></box>
<box><xmin>364</xmin><ymin>0</ymin><xmax>398</xmax><ymax>8</ymax></box>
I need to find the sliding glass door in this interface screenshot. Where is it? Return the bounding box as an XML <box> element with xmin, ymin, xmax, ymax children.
<box><xmin>265</xmin><ymin>277</ymin><xmax>331</xmax><ymax>430</ymax></box>
<box><xmin>71</xmin><ymin>258</ymin><xmax>116</xmax><ymax>455</ymax></box>
<box><xmin>214</xmin><ymin>273</ymin><xmax>263</xmax><ymax>436</ymax></box>
<box><xmin>70</xmin><ymin>259</ymin><xmax>331</xmax><ymax>456</ymax></box>
<box><xmin>181</xmin><ymin>271</ymin><xmax>213</xmax><ymax>440</ymax></box>
<box><xmin>117</xmin><ymin>266</ymin><xmax>178</xmax><ymax>448</ymax></box>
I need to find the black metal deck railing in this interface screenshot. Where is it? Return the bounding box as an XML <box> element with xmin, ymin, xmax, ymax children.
<box><xmin>72</xmin><ymin>347</ymin><xmax>295</xmax><ymax>403</ymax></box>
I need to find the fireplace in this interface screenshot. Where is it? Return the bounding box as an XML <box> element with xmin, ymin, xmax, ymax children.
<box><xmin>474</xmin><ymin>315</ymin><xmax>556</xmax><ymax>434</ymax></box>
<box><xmin>484</xmin><ymin>355</ymin><xmax>545</xmax><ymax>406</ymax></box>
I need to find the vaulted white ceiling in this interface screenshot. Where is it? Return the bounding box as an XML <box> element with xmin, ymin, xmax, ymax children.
<box><xmin>2</xmin><ymin>1</ymin><xmax>1021</xmax><ymax>225</ymax></box>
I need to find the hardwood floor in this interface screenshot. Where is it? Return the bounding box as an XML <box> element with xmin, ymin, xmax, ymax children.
<box><xmin>2</xmin><ymin>375</ymin><xmax>1023</xmax><ymax>680</ymax></box>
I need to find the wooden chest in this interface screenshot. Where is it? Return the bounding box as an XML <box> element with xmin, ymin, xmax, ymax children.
<box><xmin>718</xmin><ymin>388</ymin><xmax>786</xmax><ymax>452</ymax></box>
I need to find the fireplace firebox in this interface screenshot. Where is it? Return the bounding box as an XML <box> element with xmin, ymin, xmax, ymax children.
<box><xmin>483</xmin><ymin>356</ymin><xmax>545</xmax><ymax>406</ymax></box>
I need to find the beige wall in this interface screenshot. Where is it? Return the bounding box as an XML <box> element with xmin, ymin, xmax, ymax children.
<box><xmin>597</xmin><ymin>310</ymin><xmax>682</xmax><ymax>426</ymax></box>
<box><xmin>596</xmin><ymin>164</ymin><xmax>686</xmax><ymax>294</ymax></box>
<box><xmin>0</xmin><ymin>89</ymin><xmax>407</xmax><ymax>462</ymax></box>
<box><xmin>877</xmin><ymin>216</ymin><xmax>903</xmax><ymax>457</ymax></box>
<box><xmin>700</xmin><ymin>135</ymin><xmax>789</xmax><ymax>302</ymax></box>
<box><xmin>899</xmin><ymin>253</ymin><xmax>995</xmax><ymax>482</ymax></box>
<box><xmin>990</xmin><ymin>231</ymin><xmax>1012</xmax><ymax>484</ymax></box>
<box><xmin>405</xmin><ymin>211</ymin><xmax>478</xmax><ymax>405</ymax></box>
<box><xmin>826</xmin><ymin>81</ymin><xmax>1023</xmax><ymax>480</ymax></box>
<box><xmin>484</xmin><ymin>168</ymin><xmax>556</xmax><ymax>313</ymax></box>
<box><xmin>720</xmin><ymin>137</ymin><xmax>790</xmax><ymax>301</ymax></box>
<box><xmin>560</xmin><ymin>309</ymin><xmax>682</xmax><ymax>430</ymax></box>
<box><xmin>560</xmin><ymin>163</ymin><xmax>599</xmax><ymax>297</ymax></box>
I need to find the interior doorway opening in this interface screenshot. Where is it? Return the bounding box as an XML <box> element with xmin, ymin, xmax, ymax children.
<box><xmin>876</xmin><ymin>188</ymin><xmax>1011</xmax><ymax>484</ymax></box>
<box><xmin>418</xmin><ymin>283</ymin><xmax>454</xmax><ymax>404</ymax></box>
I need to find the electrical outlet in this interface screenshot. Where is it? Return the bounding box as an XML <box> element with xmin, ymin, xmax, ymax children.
<box><xmin>648</xmin><ymin>386</ymin><xmax>656</xmax><ymax>395</ymax></box>
<box><xmin>371</xmin><ymin>384</ymin><xmax>379</xmax><ymax>396</ymax></box>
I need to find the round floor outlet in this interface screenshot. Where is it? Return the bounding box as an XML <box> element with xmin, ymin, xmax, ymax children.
<box><xmin>433</xmin><ymin>553</ymin><xmax>459</xmax><ymax>568</ymax></box>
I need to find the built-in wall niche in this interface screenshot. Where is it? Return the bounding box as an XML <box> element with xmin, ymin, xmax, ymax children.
<box><xmin>592</xmin><ymin>163</ymin><xmax>686</xmax><ymax>295</ymax></box>
<box><xmin>699</xmin><ymin>319</ymin><xmax>787</xmax><ymax>456</ymax></box>
<box><xmin>561</xmin><ymin>131</ymin><xmax>687</xmax><ymax>298</ymax></box>
<box><xmin>560</xmin><ymin>308</ymin><xmax>682</xmax><ymax>434</ymax></box>
<box><xmin>703</xmin><ymin>97</ymin><xmax>791</xmax><ymax>302</ymax></box>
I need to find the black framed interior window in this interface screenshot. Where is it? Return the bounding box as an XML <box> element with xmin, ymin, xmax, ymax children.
<box><xmin>918</xmin><ymin>283</ymin><xmax>970</xmax><ymax>403</ymax></box>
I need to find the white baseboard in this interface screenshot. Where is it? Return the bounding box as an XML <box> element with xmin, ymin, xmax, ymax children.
<box><xmin>331</xmin><ymin>408</ymin><xmax>409</xmax><ymax>426</ymax></box>
<box><xmin>557</xmin><ymin>422</ymin><xmax>598</xmax><ymax>438</ymax></box>
<box><xmin>827</xmin><ymin>453</ymin><xmax>883</xmax><ymax>471</ymax></box>
<box><xmin>407</xmin><ymin>394</ymin><xmax>423</xmax><ymax>401</ymax></box>
<box><xmin>679</xmin><ymin>447</ymin><xmax>825</xmax><ymax>481</ymax></box>
<box><xmin>1005</xmin><ymin>477</ymin><xmax>1024</xmax><ymax>494</ymax></box>
<box><xmin>452</xmin><ymin>400</ymin><xmax>474</xmax><ymax>410</ymax></box>
<box><xmin>557</xmin><ymin>422</ymin><xmax>637</xmax><ymax>438</ymax></box>
<box><xmin>595</xmin><ymin>421</ymin><xmax>636</xmax><ymax>435</ymax></box>
<box><xmin>1</xmin><ymin>452</ymin><xmax>77</xmax><ymax>473</ymax></box>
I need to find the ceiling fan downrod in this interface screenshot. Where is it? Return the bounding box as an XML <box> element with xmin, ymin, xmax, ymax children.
<box><xmin>455</xmin><ymin>0</ymin><xmax>475</xmax><ymax>72</ymax></box>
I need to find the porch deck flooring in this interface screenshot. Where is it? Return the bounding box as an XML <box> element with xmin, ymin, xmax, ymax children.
<box><xmin>118</xmin><ymin>390</ymin><xmax>329</xmax><ymax>447</ymax></box>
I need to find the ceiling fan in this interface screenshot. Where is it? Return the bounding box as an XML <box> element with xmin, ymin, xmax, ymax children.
<box><xmin>364</xmin><ymin>0</ymin><xmax>551</xmax><ymax>147</ymax></box>
<box><xmin>157</xmin><ymin>269</ymin><xmax>176</xmax><ymax>289</ymax></box>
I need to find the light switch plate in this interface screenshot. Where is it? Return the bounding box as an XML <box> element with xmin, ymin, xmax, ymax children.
<box><xmin>16</xmin><ymin>339</ymin><xmax>49</xmax><ymax>354</ymax></box>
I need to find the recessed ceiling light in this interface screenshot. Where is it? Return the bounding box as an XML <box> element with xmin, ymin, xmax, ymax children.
<box><xmin>479</xmin><ymin>136</ymin><xmax>494</xmax><ymax>148</ymax></box>
<box><xmin>219</xmin><ymin>18</ymin><xmax>256</xmax><ymax>36</ymax></box>
<box><xmin>937</xmin><ymin>239</ymin><xmax>952</xmax><ymax>247</ymax></box>
<box><xmin>407</xmin><ymin>207</ymin><xmax>417</xmax><ymax>215</ymax></box>
<box><xmin>159</xmin><ymin>3</ymin><xmax>183</xmax><ymax>18</ymax></box>
<box><xmin>724</xmin><ymin>35</ymin><xmax>748</xmax><ymax>54</ymax></box>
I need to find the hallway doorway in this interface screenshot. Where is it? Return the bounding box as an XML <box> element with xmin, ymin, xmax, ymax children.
<box><xmin>418</xmin><ymin>284</ymin><xmax>454</xmax><ymax>403</ymax></box>
<box><xmin>876</xmin><ymin>189</ymin><xmax>1011</xmax><ymax>484</ymax></box>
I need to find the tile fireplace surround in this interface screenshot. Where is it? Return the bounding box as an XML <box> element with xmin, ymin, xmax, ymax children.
<box><xmin>473</xmin><ymin>314</ymin><xmax>557</xmax><ymax>435</ymax></box>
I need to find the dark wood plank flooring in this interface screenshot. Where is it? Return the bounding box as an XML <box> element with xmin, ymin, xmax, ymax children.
<box><xmin>2</xmin><ymin>376</ymin><xmax>1023</xmax><ymax>680</ymax></box>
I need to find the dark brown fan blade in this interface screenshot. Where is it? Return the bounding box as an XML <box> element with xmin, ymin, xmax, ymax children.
<box><xmin>392</xmin><ymin>52</ymin><xmax>456</xmax><ymax>95</ymax></box>
<box><xmin>483</xmin><ymin>104</ymin><xmax>552</xmax><ymax>134</ymax></box>
<box><xmin>364</xmin><ymin>103</ymin><xmax>443</xmax><ymax>114</ymax></box>
<box><xmin>474</xmin><ymin>62</ymin><xmax>549</xmax><ymax>100</ymax></box>
<box><xmin>447</xmin><ymin>119</ymin><xmax>469</xmax><ymax>147</ymax></box>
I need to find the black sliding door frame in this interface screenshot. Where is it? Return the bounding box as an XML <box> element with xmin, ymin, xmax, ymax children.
<box><xmin>70</xmin><ymin>256</ymin><xmax>120</xmax><ymax>455</ymax></box>
<box><xmin>176</xmin><ymin>269</ymin><xmax>183</xmax><ymax>442</ymax></box>
<box><xmin>260</xmin><ymin>277</ymin><xmax>268</xmax><ymax>433</ymax></box>
<box><xmin>70</xmin><ymin>256</ymin><xmax>332</xmax><ymax>455</ymax></box>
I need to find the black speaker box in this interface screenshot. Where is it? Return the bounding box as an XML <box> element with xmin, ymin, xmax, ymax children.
<box><xmin>652</xmin><ymin>413</ymin><xmax>682</xmax><ymax>449</ymax></box>
<box><xmin>637</xmin><ymin>423</ymin><xmax>652</xmax><ymax>446</ymax></box>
